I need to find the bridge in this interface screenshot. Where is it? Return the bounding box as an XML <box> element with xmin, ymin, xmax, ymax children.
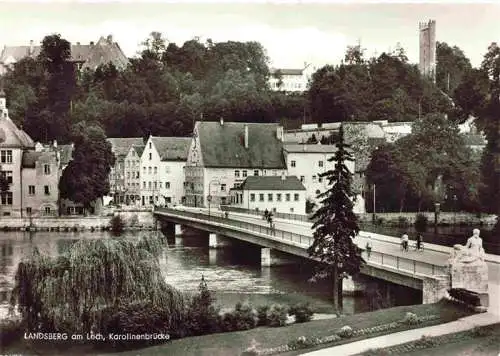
<box><xmin>153</xmin><ymin>206</ymin><xmax>457</xmax><ymax>304</ymax></box>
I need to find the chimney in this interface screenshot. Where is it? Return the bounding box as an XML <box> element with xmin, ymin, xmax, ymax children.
<box><xmin>220</xmin><ymin>117</ymin><xmax>224</xmax><ymax>126</ymax></box>
<box><xmin>244</xmin><ymin>124</ymin><xmax>248</xmax><ymax>149</ymax></box>
<box><xmin>276</xmin><ymin>126</ymin><xmax>284</xmax><ymax>141</ymax></box>
<box><xmin>107</xmin><ymin>34</ymin><xmax>113</xmax><ymax>44</ymax></box>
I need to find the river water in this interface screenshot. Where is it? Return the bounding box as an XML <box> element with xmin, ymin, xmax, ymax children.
<box><xmin>0</xmin><ymin>229</ymin><xmax>419</xmax><ymax>318</ymax></box>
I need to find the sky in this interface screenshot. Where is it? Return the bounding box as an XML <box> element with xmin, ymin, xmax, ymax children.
<box><xmin>0</xmin><ymin>1</ymin><xmax>499</xmax><ymax>69</ymax></box>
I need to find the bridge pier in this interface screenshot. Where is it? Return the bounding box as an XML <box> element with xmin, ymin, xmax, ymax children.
<box><xmin>422</xmin><ymin>275</ymin><xmax>450</xmax><ymax>304</ymax></box>
<box><xmin>343</xmin><ymin>275</ymin><xmax>365</xmax><ymax>296</ymax></box>
<box><xmin>175</xmin><ymin>224</ymin><xmax>182</xmax><ymax>236</ymax></box>
<box><xmin>261</xmin><ymin>248</ymin><xmax>296</xmax><ymax>267</ymax></box>
<box><xmin>209</xmin><ymin>233</ymin><xmax>232</xmax><ymax>249</ymax></box>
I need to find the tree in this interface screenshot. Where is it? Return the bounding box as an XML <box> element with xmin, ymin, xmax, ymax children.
<box><xmin>58</xmin><ymin>122</ymin><xmax>115</xmax><ymax>214</ymax></box>
<box><xmin>10</xmin><ymin>234</ymin><xmax>187</xmax><ymax>334</ymax></box>
<box><xmin>308</xmin><ymin>125</ymin><xmax>364</xmax><ymax>312</ymax></box>
<box><xmin>436</xmin><ymin>42</ymin><xmax>472</xmax><ymax>95</ymax></box>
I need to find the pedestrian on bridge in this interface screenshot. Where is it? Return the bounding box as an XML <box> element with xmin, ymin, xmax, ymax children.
<box><xmin>416</xmin><ymin>233</ymin><xmax>423</xmax><ymax>251</ymax></box>
<box><xmin>401</xmin><ymin>233</ymin><xmax>409</xmax><ymax>252</ymax></box>
<box><xmin>365</xmin><ymin>236</ymin><xmax>372</xmax><ymax>259</ymax></box>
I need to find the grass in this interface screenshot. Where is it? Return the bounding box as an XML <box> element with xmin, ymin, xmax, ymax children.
<box><xmin>3</xmin><ymin>300</ymin><xmax>474</xmax><ymax>356</ymax></box>
<box><xmin>359</xmin><ymin>323</ymin><xmax>500</xmax><ymax>356</ymax></box>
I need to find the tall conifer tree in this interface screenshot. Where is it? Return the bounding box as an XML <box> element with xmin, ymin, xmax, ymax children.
<box><xmin>308</xmin><ymin>124</ymin><xmax>364</xmax><ymax>312</ymax></box>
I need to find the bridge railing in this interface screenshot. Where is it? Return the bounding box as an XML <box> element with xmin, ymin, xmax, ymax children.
<box><xmin>155</xmin><ymin>207</ymin><xmax>448</xmax><ymax>277</ymax></box>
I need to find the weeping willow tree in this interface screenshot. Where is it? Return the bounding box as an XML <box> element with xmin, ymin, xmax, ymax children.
<box><xmin>10</xmin><ymin>233</ymin><xmax>187</xmax><ymax>334</ymax></box>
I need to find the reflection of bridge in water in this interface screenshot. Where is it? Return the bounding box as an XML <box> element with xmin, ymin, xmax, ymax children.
<box><xmin>154</xmin><ymin>207</ymin><xmax>454</xmax><ymax>304</ymax></box>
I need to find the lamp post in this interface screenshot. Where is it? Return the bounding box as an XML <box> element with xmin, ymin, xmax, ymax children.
<box><xmin>208</xmin><ymin>179</ymin><xmax>220</xmax><ymax>217</ymax></box>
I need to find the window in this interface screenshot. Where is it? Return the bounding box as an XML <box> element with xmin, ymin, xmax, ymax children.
<box><xmin>290</xmin><ymin>208</ymin><xmax>294</xmax><ymax>213</ymax></box>
<box><xmin>0</xmin><ymin>171</ymin><xmax>12</xmax><ymax>184</ymax></box>
<box><xmin>318</xmin><ymin>176</ymin><xmax>323</xmax><ymax>183</ymax></box>
<box><xmin>149</xmin><ymin>153</ymin><xmax>152</xmax><ymax>160</ymax></box>
<box><xmin>165</xmin><ymin>166</ymin><xmax>170</xmax><ymax>173</ymax></box>
<box><xmin>143</xmin><ymin>167</ymin><xmax>146</xmax><ymax>173</ymax></box>
<box><xmin>300</xmin><ymin>176</ymin><xmax>305</xmax><ymax>182</ymax></box>
<box><xmin>319</xmin><ymin>160</ymin><xmax>324</xmax><ymax>167</ymax></box>
<box><xmin>235</xmin><ymin>170</ymin><xmax>240</xmax><ymax>178</ymax></box>
<box><xmin>0</xmin><ymin>150</ymin><xmax>12</xmax><ymax>164</ymax></box>
<box><xmin>277</xmin><ymin>193</ymin><xmax>282</xmax><ymax>201</ymax></box>
<box><xmin>268</xmin><ymin>193</ymin><xmax>273</xmax><ymax>201</ymax></box>
<box><xmin>136</xmin><ymin>172</ymin><xmax>139</xmax><ymax>179</ymax></box>
<box><xmin>143</xmin><ymin>181</ymin><xmax>146</xmax><ymax>188</ymax></box>
<box><xmin>221</xmin><ymin>184</ymin><xmax>226</xmax><ymax>191</ymax></box>
<box><xmin>154</xmin><ymin>167</ymin><xmax>157</xmax><ymax>174</ymax></box>
<box><xmin>28</xmin><ymin>185</ymin><xmax>35</xmax><ymax>195</ymax></box>
<box><xmin>254</xmin><ymin>170</ymin><xmax>259</xmax><ymax>176</ymax></box>
<box><xmin>44</xmin><ymin>186</ymin><xmax>50</xmax><ymax>195</ymax></box>
<box><xmin>250</xmin><ymin>193</ymin><xmax>255</xmax><ymax>202</ymax></box>
<box><xmin>154</xmin><ymin>181</ymin><xmax>157</xmax><ymax>189</ymax></box>
<box><xmin>286</xmin><ymin>193</ymin><xmax>290</xmax><ymax>201</ymax></box>
<box><xmin>312</xmin><ymin>175</ymin><xmax>317</xmax><ymax>182</ymax></box>
<box><xmin>148</xmin><ymin>181</ymin><xmax>151</xmax><ymax>189</ymax></box>
<box><xmin>259</xmin><ymin>194</ymin><xmax>264</xmax><ymax>202</ymax></box>
<box><xmin>165</xmin><ymin>182</ymin><xmax>170</xmax><ymax>189</ymax></box>
<box><xmin>165</xmin><ymin>197</ymin><xmax>172</xmax><ymax>203</ymax></box>
<box><xmin>26</xmin><ymin>207</ymin><xmax>32</xmax><ymax>215</ymax></box>
<box><xmin>1</xmin><ymin>192</ymin><xmax>12</xmax><ymax>205</ymax></box>
<box><xmin>44</xmin><ymin>207</ymin><xmax>51</xmax><ymax>215</ymax></box>
<box><xmin>291</xmin><ymin>160</ymin><xmax>296</xmax><ymax>167</ymax></box>
<box><xmin>149</xmin><ymin>142</ymin><xmax>152</xmax><ymax>149</ymax></box>
<box><xmin>242</xmin><ymin>170</ymin><xmax>247</xmax><ymax>177</ymax></box>
<box><xmin>316</xmin><ymin>189</ymin><xmax>321</xmax><ymax>195</ymax></box>
<box><xmin>159</xmin><ymin>182</ymin><xmax>163</xmax><ymax>188</ymax></box>
<box><xmin>44</xmin><ymin>164</ymin><xmax>51</xmax><ymax>175</ymax></box>
<box><xmin>294</xmin><ymin>193</ymin><xmax>299</xmax><ymax>201</ymax></box>
<box><xmin>148</xmin><ymin>167</ymin><xmax>152</xmax><ymax>174</ymax></box>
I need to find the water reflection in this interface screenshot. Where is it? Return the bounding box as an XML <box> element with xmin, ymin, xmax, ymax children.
<box><xmin>0</xmin><ymin>229</ymin><xmax>420</xmax><ymax>317</ymax></box>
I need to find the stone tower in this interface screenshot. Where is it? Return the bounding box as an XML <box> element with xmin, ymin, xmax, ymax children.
<box><xmin>419</xmin><ymin>20</ymin><xmax>436</xmax><ymax>83</ymax></box>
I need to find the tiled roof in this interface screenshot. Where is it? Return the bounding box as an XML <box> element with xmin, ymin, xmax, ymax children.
<box><xmin>270</xmin><ymin>68</ymin><xmax>304</xmax><ymax>76</ymax></box>
<box><xmin>107</xmin><ymin>137</ymin><xmax>144</xmax><ymax>157</ymax></box>
<box><xmin>132</xmin><ymin>144</ymin><xmax>145</xmax><ymax>157</ymax></box>
<box><xmin>283</xmin><ymin>144</ymin><xmax>337</xmax><ymax>153</ymax></box>
<box><xmin>151</xmin><ymin>137</ymin><xmax>191</xmax><ymax>161</ymax></box>
<box><xmin>0</xmin><ymin>116</ymin><xmax>35</xmax><ymax>148</ymax></box>
<box><xmin>240</xmin><ymin>176</ymin><xmax>306</xmax><ymax>191</ymax></box>
<box><xmin>21</xmin><ymin>151</ymin><xmax>43</xmax><ymax>168</ymax></box>
<box><xmin>0</xmin><ymin>37</ymin><xmax>129</xmax><ymax>70</ymax></box>
<box><xmin>197</xmin><ymin>121</ymin><xmax>286</xmax><ymax>169</ymax></box>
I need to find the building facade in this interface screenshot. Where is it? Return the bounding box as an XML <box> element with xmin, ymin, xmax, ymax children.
<box><xmin>269</xmin><ymin>64</ymin><xmax>316</xmax><ymax>92</ymax></box>
<box><xmin>184</xmin><ymin>120</ymin><xmax>287</xmax><ymax>208</ymax></box>
<box><xmin>107</xmin><ymin>137</ymin><xmax>144</xmax><ymax>205</ymax></box>
<box><xmin>230</xmin><ymin>175</ymin><xmax>307</xmax><ymax>215</ymax></box>
<box><xmin>123</xmin><ymin>144</ymin><xmax>144</xmax><ymax>205</ymax></box>
<box><xmin>419</xmin><ymin>19</ymin><xmax>436</xmax><ymax>83</ymax></box>
<box><xmin>140</xmin><ymin>136</ymin><xmax>190</xmax><ymax>207</ymax></box>
<box><xmin>0</xmin><ymin>35</ymin><xmax>129</xmax><ymax>75</ymax></box>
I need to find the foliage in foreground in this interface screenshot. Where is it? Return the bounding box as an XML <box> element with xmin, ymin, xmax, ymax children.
<box><xmin>10</xmin><ymin>234</ymin><xmax>187</xmax><ymax>334</ymax></box>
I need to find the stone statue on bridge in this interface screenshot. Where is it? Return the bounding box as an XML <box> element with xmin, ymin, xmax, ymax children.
<box><xmin>448</xmin><ymin>229</ymin><xmax>488</xmax><ymax>293</ymax></box>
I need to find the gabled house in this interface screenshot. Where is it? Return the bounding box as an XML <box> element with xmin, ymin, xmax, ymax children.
<box><xmin>123</xmin><ymin>144</ymin><xmax>144</xmax><ymax>205</ymax></box>
<box><xmin>140</xmin><ymin>136</ymin><xmax>191</xmax><ymax>207</ymax></box>
<box><xmin>184</xmin><ymin>119</ymin><xmax>287</xmax><ymax>208</ymax></box>
<box><xmin>0</xmin><ymin>35</ymin><xmax>129</xmax><ymax>75</ymax></box>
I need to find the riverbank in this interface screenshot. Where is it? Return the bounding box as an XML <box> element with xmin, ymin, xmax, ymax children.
<box><xmin>0</xmin><ymin>210</ymin><xmax>155</xmax><ymax>232</ymax></box>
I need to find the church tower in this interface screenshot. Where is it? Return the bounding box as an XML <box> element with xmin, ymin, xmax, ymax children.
<box><xmin>419</xmin><ymin>20</ymin><xmax>436</xmax><ymax>83</ymax></box>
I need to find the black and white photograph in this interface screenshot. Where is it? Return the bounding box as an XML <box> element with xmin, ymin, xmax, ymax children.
<box><xmin>0</xmin><ymin>1</ymin><xmax>499</xmax><ymax>355</ymax></box>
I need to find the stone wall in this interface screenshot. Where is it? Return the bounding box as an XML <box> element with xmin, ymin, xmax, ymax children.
<box><xmin>358</xmin><ymin>212</ymin><xmax>497</xmax><ymax>226</ymax></box>
<box><xmin>422</xmin><ymin>275</ymin><xmax>451</xmax><ymax>304</ymax></box>
<box><xmin>0</xmin><ymin>211</ymin><xmax>155</xmax><ymax>231</ymax></box>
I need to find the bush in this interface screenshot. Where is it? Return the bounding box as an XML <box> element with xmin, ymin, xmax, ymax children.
<box><xmin>0</xmin><ymin>318</ymin><xmax>23</xmax><ymax>347</ymax></box>
<box><xmin>415</xmin><ymin>213</ymin><xmax>428</xmax><ymax>232</ymax></box>
<box><xmin>110</xmin><ymin>214</ymin><xmax>125</xmax><ymax>236</ymax></box>
<box><xmin>289</xmin><ymin>303</ymin><xmax>314</xmax><ymax>323</ymax></box>
<box><xmin>185</xmin><ymin>277</ymin><xmax>221</xmax><ymax>336</ymax></box>
<box><xmin>266</xmin><ymin>304</ymin><xmax>288</xmax><ymax>327</ymax></box>
<box><xmin>402</xmin><ymin>312</ymin><xmax>419</xmax><ymax>325</ymax></box>
<box><xmin>257</xmin><ymin>305</ymin><xmax>269</xmax><ymax>326</ymax></box>
<box><xmin>221</xmin><ymin>302</ymin><xmax>258</xmax><ymax>332</ymax></box>
<box><xmin>287</xmin><ymin>335</ymin><xmax>316</xmax><ymax>350</ymax></box>
<box><xmin>397</xmin><ymin>216</ymin><xmax>410</xmax><ymax>227</ymax></box>
<box><xmin>241</xmin><ymin>339</ymin><xmax>260</xmax><ymax>356</ymax></box>
<box><xmin>415</xmin><ymin>335</ymin><xmax>438</xmax><ymax>348</ymax></box>
<box><xmin>338</xmin><ymin>325</ymin><xmax>354</xmax><ymax>338</ymax></box>
<box><xmin>128</xmin><ymin>214</ymin><xmax>139</xmax><ymax>227</ymax></box>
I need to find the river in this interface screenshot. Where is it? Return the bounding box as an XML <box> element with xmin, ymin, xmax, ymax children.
<box><xmin>0</xmin><ymin>229</ymin><xmax>420</xmax><ymax>318</ymax></box>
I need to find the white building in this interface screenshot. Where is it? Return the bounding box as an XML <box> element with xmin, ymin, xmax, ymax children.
<box><xmin>140</xmin><ymin>136</ymin><xmax>191</xmax><ymax>207</ymax></box>
<box><xmin>230</xmin><ymin>175</ymin><xmax>306</xmax><ymax>215</ymax></box>
<box><xmin>269</xmin><ymin>64</ymin><xmax>316</xmax><ymax>92</ymax></box>
<box><xmin>184</xmin><ymin>120</ymin><xmax>288</xmax><ymax>208</ymax></box>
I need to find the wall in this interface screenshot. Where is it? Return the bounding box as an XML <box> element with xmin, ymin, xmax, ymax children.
<box><xmin>239</xmin><ymin>188</ymin><xmax>306</xmax><ymax>215</ymax></box>
<box><xmin>203</xmin><ymin>167</ymin><xmax>288</xmax><ymax>208</ymax></box>
<box><xmin>159</xmin><ymin>160</ymin><xmax>185</xmax><ymax>205</ymax></box>
<box><xmin>358</xmin><ymin>212</ymin><xmax>498</xmax><ymax>225</ymax></box>
<box><xmin>21</xmin><ymin>153</ymin><xmax>59</xmax><ymax>217</ymax></box>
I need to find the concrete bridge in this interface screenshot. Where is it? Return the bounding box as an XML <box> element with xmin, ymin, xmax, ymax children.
<box><xmin>154</xmin><ymin>206</ymin><xmax>451</xmax><ymax>304</ymax></box>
